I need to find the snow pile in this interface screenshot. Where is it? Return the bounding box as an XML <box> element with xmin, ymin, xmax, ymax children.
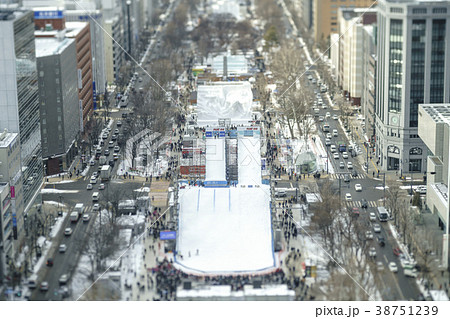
<box><xmin>197</xmin><ymin>82</ymin><xmax>253</xmax><ymax>125</ymax></box>
<box><xmin>176</xmin><ymin>185</ymin><xmax>275</xmax><ymax>274</ymax></box>
<box><xmin>49</xmin><ymin>213</ymin><xmax>67</xmax><ymax>238</ymax></box>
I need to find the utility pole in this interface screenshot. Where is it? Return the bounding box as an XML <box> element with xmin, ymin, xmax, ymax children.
<box><xmin>383</xmin><ymin>173</ymin><xmax>386</xmax><ymax>207</ymax></box>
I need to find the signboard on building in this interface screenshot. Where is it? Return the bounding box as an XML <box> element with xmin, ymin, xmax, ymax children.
<box><xmin>93</xmin><ymin>81</ymin><xmax>97</xmax><ymax>110</ymax></box>
<box><xmin>160</xmin><ymin>231</ymin><xmax>176</xmax><ymax>240</ymax></box>
<box><xmin>10</xmin><ymin>186</ymin><xmax>15</xmax><ymax>199</ymax></box>
<box><xmin>34</xmin><ymin>10</ymin><xmax>64</xmax><ymax>19</ymax></box>
<box><xmin>77</xmin><ymin>69</ymin><xmax>82</xmax><ymax>89</ymax></box>
<box><xmin>79</xmin><ymin>100</ymin><xmax>84</xmax><ymax>133</ymax></box>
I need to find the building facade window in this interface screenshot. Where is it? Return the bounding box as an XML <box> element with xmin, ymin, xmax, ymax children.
<box><xmin>430</xmin><ymin>19</ymin><xmax>446</xmax><ymax>103</ymax></box>
<box><xmin>388</xmin><ymin>19</ymin><xmax>403</xmax><ymax>113</ymax></box>
<box><xmin>409</xmin><ymin>20</ymin><xmax>426</xmax><ymax>127</ymax></box>
<box><xmin>409</xmin><ymin>159</ymin><xmax>422</xmax><ymax>172</ymax></box>
<box><xmin>409</xmin><ymin>147</ymin><xmax>422</xmax><ymax>155</ymax></box>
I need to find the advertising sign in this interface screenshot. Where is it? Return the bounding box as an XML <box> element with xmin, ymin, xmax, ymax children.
<box><xmin>160</xmin><ymin>231</ymin><xmax>176</xmax><ymax>240</ymax></box>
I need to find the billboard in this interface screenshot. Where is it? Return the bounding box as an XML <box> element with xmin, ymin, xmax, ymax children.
<box><xmin>160</xmin><ymin>231</ymin><xmax>176</xmax><ymax>240</ymax></box>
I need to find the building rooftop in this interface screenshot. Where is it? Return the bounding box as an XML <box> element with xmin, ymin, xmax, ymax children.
<box><xmin>420</xmin><ymin>104</ymin><xmax>450</xmax><ymax>125</ymax></box>
<box><xmin>0</xmin><ymin>8</ymin><xmax>30</xmax><ymax>22</ymax></box>
<box><xmin>35</xmin><ymin>37</ymin><xmax>74</xmax><ymax>58</ymax></box>
<box><xmin>0</xmin><ymin>131</ymin><xmax>19</xmax><ymax>148</ymax></box>
<box><xmin>0</xmin><ymin>183</ymin><xmax>8</xmax><ymax>194</ymax></box>
<box><xmin>65</xmin><ymin>21</ymin><xmax>88</xmax><ymax>37</ymax></box>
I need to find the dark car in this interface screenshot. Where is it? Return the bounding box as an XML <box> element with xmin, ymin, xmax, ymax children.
<box><xmin>46</xmin><ymin>258</ymin><xmax>53</xmax><ymax>267</ymax></box>
<box><xmin>361</xmin><ymin>198</ymin><xmax>368</xmax><ymax>209</ymax></box>
<box><xmin>343</xmin><ymin>174</ymin><xmax>350</xmax><ymax>183</ymax></box>
<box><xmin>109</xmin><ymin>159</ymin><xmax>115</xmax><ymax>166</ymax></box>
<box><xmin>377</xmin><ymin>236</ymin><xmax>385</xmax><ymax>247</ymax></box>
<box><xmin>122</xmin><ymin>113</ymin><xmax>128</xmax><ymax>118</ymax></box>
<box><xmin>351</xmin><ymin>170</ymin><xmax>358</xmax><ymax>178</ymax></box>
<box><xmin>351</xmin><ymin>207</ymin><xmax>360</xmax><ymax>218</ymax></box>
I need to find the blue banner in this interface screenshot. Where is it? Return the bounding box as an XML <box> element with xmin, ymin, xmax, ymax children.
<box><xmin>34</xmin><ymin>10</ymin><xmax>64</xmax><ymax>19</ymax></box>
<box><xmin>160</xmin><ymin>231</ymin><xmax>176</xmax><ymax>240</ymax></box>
<box><xmin>205</xmin><ymin>131</ymin><xmax>212</xmax><ymax>138</ymax></box>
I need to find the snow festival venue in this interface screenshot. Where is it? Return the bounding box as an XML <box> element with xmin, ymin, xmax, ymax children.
<box><xmin>175</xmin><ymin>126</ymin><xmax>276</xmax><ymax>274</ymax></box>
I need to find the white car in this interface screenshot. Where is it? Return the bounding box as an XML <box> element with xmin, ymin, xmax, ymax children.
<box><xmin>59</xmin><ymin>244</ymin><xmax>67</xmax><ymax>253</ymax></box>
<box><xmin>64</xmin><ymin>228</ymin><xmax>73</xmax><ymax>236</ymax></box>
<box><xmin>347</xmin><ymin>162</ymin><xmax>353</xmax><ymax>170</ymax></box>
<box><xmin>114</xmin><ymin>146</ymin><xmax>120</xmax><ymax>152</ymax></box>
<box><xmin>99</xmin><ymin>183</ymin><xmax>105</xmax><ymax>190</ymax></box>
<box><xmin>365</xmin><ymin>231</ymin><xmax>373</xmax><ymax>240</ymax></box>
<box><xmin>318</xmin><ymin>116</ymin><xmax>324</xmax><ymax>122</ymax></box>
<box><xmin>93</xmin><ymin>203</ymin><xmax>100</xmax><ymax>211</ymax></box>
<box><xmin>325</xmin><ymin>112</ymin><xmax>331</xmax><ymax>118</ymax></box>
<box><xmin>40</xmin><ymin>282</ymin><xmax>49</xmax><ymax>291</ymax></box>
<box><xmin>59</xmin><ymin>274</ymin><xmax>69</xmax><ymax>285</ymax></box>
<box><xmin>373</xmin><ymin>223</ymin><xmax>381</xmax><ymax>233</ymax></box>
<box><xmin>325</xmin><ymin>138</ymin><xmax>331</xmax><ymax>146</ymax></box>
<box><xmin>342</xmin><ymin>152</ymin><xmax>348</xmax><ymax>159</ymax></box>
<box><xmin>388</xmin><ymin>262</ymin><xmax>398</xmax><ymax>273</ymax></box>
<box><xmin>333</xmin><ymin>152</ymin><xmax>339</xmax><ymax>159</ymax></box>
<box><xmin>376</xmin><ymin>261</ymin><xmax>384</xmax><ymax>271</ymax></box>
<box><xmin>82</xmin><ymin>214</ymin><xmax>90</xmax><ymax>222</ymax></box>
<box><xmin>333</xmin><ymin>114</ymin><xmax>338</xmax><ymax>120</ymax></box>
<box><xmin>326</xmin><ymin>133</ymin><xmax>332</xmax><ymax>139</ymax></box>
<box><xmin>86</xmin><ymin>183</ymin><xmax>93</xmax><ymax>190</ymax></box>
<box><xmin>333</xmin><ymin>129</ymin><xmax>338</xmax><ymax>137</ymax></box>
<box><xmin>369</xmin><ymin>247</ymin><xmax>377</xmax><ymax>257</ymax></box>
<box><xmin>90</xmin><ymin>176</ymin><xmax>97</xmax><ymax>184</ymax></box>
<box><xmin>108</xmin><ymin>141</ymin><xmax>114</xmax><ymax>148</ymax></box>
<box><xmin>89</xmin><ymin>160</ymin><xmax>95</xmax><ymax>166</ymax></box>
<box><xmin>369</xmin><ymin>212</ymin><xmax>377</xmax><ymax>221</ymax></box>
<box><xmin>339</xmin><ymin>162</ymin><xmax>345</xmax><ymax>169</ymax></box>
<box><xmin>355</xmin><ymin>184</ymin><xmax>362</xmax><ymax>192</ymax></box>
<box><xmin>345</xmin><ymin>193</ymin><xmax>352</xmax><ymax>201</ymax></box>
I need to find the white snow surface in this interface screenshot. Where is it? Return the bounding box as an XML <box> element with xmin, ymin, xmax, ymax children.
<box><xmin>197</xmin><ymin>82</ymin><xmax>253</xmax><ymax>125</ymax></box>
<box><xmin>205</xmin><ymin>138</ymin><xmax>226</xmax><ymax>182</ymax></box>
<box><xmin>41</xmin><ymin>189</ymin><xmax>79</xmax><ymax>194</ymax></box>
<box><xmin>176</xmin><ymin>185</ymin><xmax>275</xmax><ymax>274</ymax></box>
<box><xmin>238</xmin><ymin>136</ymin><xmax>261</xmax><ymax>185</ymax></box>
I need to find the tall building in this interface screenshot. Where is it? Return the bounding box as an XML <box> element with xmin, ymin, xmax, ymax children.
<box><xmin>104</xmin><ymin>15</ymin><xmax>125</xmax><ymax>84</ymax></box>
<box><xmin>418</xmin><ymin>104</ymin><xmax>450</xmax><ymax>269</ymax></box>
<box><xmin>299</xmin><ymin>0</ymin><xmax>313</xmax><ymax>30</ymax></box>
<box><xmin>0</xmin><ymin>131</ymin><xmax>23</xmax><ymax>282</ymax></box>
<box><xmin>313</xmin><ymin>0</ymin><xmax>376</xmax><ymax>44</ymax></box>
<box><xmin>65</xmin><ymin>22</ymin><xmax>94</xmax><ymax>133</ymax></box>
<box><xmin>36</xmin><ymin>37</ymin><xmax>80</xmax><ymax>175</ymax></box>
<box><xmin>0</xmin><ymin>9</ymin><xmax>43</xmax><ymax>213</ymax></box>
<box><xmin>65</xmin><ymin>10</ymin><xmax>107</xmax><ymax>96</ymax></box>
<box><xmin>375</xmin><ymin>0</ymin><xmax>450</xmax><ymax>174</ymax></box>
<box><xmin>337</xmin><ymin>7</ymin><xmax>377</xmax><ymax>106</ymax></box>
<box><xmin>362</xmin><ymin>25</ymin><xmax>377</xmax><ymax>139</ymax></box>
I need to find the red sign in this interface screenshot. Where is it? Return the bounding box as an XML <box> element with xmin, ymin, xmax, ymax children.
<box><xmin>10</xmin><ymin>186</ymin><xmax>15</xmax><ymax>199</ymax></box>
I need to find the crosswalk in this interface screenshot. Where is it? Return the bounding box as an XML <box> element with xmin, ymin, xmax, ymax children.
<box><xmin>82</xmin><ymin>174</ymin><xmax>123</xmax><ymax>182</ymax></box>
<box><xmin>344</xmin><ymin>200</ymin><xmax>378</xmax><ymax>208</ymax></box>
<box><xmin>329</xmin><ymin>173</ymin><xmax>366</xmax><ymax>180</ymax></box>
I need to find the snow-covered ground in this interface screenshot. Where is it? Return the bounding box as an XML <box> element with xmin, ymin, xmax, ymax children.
<box><xmin>41</xmin><ymin>189</ymin><xmax>79</xmax><ymax>194</ymax></box>
<box><xmin>205</xmin><ymin>138</ymin><xmax>226</xmax><ymax>182</ymax></box>
<box><xmin>44</xmin><ymin>179</ymin><xmax>75</xmax><ymax>184</ymax></box>
<box><xmin>238</xmin><ymin>136</ymin><xmax>262</xmax><ymax>185</ymax></box>
<box><xmin>176</xmin><ymin>185</ymin><xmax>275</xmax><ymax>274</ymax></box>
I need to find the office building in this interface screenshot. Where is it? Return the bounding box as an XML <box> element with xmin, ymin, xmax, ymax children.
<box><xmin>313</xmin><ymin>0</ymin><xmax>376</xmax><ymax>44</ymax></box>
<box><xmin>418</xmin><ymin>103</ymin><xmax>450</xmax><ymax>268</ymax></box>
<box><xmin>0</xmin><ymin>9</ymin><xmax>43</xmax><ymax>213</ymax></box>
<box><xmin>375</xmin><ymin>0</ymin><xmax>450</xmax><ymax>173</ymax></box>
<box><xmin>36</xmin><ymin>37</ymin><xmax>79</xmax><ymax>175</ymax></box>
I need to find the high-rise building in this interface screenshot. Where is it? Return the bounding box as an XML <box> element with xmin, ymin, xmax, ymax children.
<box><xmin>104</xmin><ymin>15</ymin><xmax>125</xmax><ymax>84</ymax></box>
<box><xmin>313</xmin><ymin>0</ymin><xmax>376</xmax><ymax>45</ymax></box>
<box><xmin>375</xmin><ymin>0</ymin><xmax>450</xmax><ymax>174</ymax></box>
<box><xmin>0</xmin><ymin>131</ymin><xmax>23</xmax><ymax>281</ymax></box>
<box><xmin>36</xmin><ymin>37</ymin><xmax>80</xmax><ymax>175</ymax></box>
<box><xmin>299</xmin><ymin>0</ymin><xmax>313</xmax><ymax>30</ymax></box>
<box><xmin>0</xmin><ymin>9</ymin><xmax>43</xmax><ymax>212</ymax></box>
